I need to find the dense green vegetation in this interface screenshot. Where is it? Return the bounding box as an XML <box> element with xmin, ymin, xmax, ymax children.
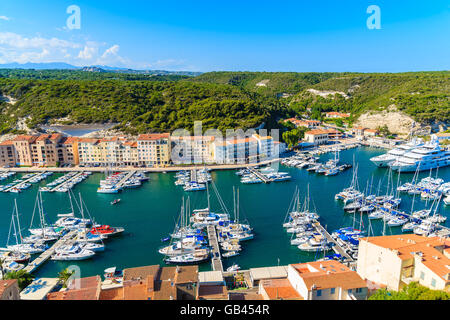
<box><xmin>0</xmin><ymin>69</ymin><xmax>190</xmax><ymax>81</ymax></box>
<box><xmin>369</xmin><ymin>282</ymin><xmax>450</xmax><ymax>300</ymax></box>
<box><xmin>0</xmin><ymin>70</ymin><xmax>447</xmax><ymax>135</ymax></box>
<box><xmin>0</xmin><ymin>78</ymin><xmax>270</xmax><ymax>134</ymax></box>
<box><xmin>194</xmin><ymin>71</ymin><xmax>450</xmax><ymax>124</ymax></box>
<box><xmin>2</xmin><ymin>270</ymin><xmax>35</xmax><ymax>290</ymax></box>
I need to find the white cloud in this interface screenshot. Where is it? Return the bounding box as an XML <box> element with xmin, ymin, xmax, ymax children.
<box><xmin>77</xmin><ymin>45</ymin><xmax>98</xmax><ymax>60</ymax></box>
<box><xmin>0</xmin><ymin>16</ymin><xmax>10</xmax><ymax>21</ymax></box>
<box><xmin>0</xmin><ymin>31</ymin><xmax>195</xmax><ymax>70</ymax></box>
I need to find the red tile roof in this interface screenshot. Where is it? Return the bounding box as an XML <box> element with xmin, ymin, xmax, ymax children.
<box><xmin>138</xmin><ymin>133</ymin><xmax>170</xmax><ymax>141</ymax></box>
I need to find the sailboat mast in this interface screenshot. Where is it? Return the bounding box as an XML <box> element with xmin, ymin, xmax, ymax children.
<box><xmin>14</xmin><ymin>199</ymin><xmax>23</xmax><ymax>245</ymax></box>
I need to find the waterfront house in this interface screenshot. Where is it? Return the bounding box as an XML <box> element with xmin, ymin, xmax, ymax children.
<box><xmin>61</xmin><ymin>136</ymin><xmax>80</xmax><ymax>165</ymax></box>
<box><xmin>363</xmin><ymin>129</ymin><xmax>379</xmax><ymax>137</ymax></box>
<box><xmin>78</xmin><ymin>138</ymin><xmax>101</xmax><ymax>166</ymax></box>
<box><xmin>197</xmin><ymin>271</ymin><xmax>228</xmax><ymax>300</ymax></box>
<box><xmin>170</xmin><ymin>135</ymin><xmax>215</xmax><ymax>164</ymax></box>
<box><xmin>286</xmin><ymin>261</ymin><xmax>368</xmax><ymax>300</ymax></box>
<box><xmin>0</xmin><ymin>140</ymin><xmax>16</xmax><ymax>167</ymax></box>
<box><xmin>304</xmin><ymin>129</ymin><xmax>331</xmax><ymax>145</ymax></box>
<box><xmin>137</xmin><ymin>133</ymin><xmax>171</xmax><ymax>167</ymax></box>
<box><xmin>12</xmin><ymin>135</ymin><xmax>38</xmax><ymax>166</ymax></box>
<box><xmin>357</xmin><ymin>234</ymin><xmax>450</xmax><ymax>292</ymax></box>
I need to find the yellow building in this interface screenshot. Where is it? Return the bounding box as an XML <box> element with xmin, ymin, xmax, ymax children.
<box><xmin>137</xmin><ymin>133</ymin><xmax>171</xmax><ymax>167</ymax></box>
<box><xmin>357</xmin><ymin>234</ymin><xmax>450</xmax><ymax>292</ymax></box>
<box><xmin>170</xmin><ymin>136</ymin><xmax>215</xmax><ymax>164</ymax></box>
<box><xmin>78</xmin><ymin>138</ymin><xmax>102</xmax><ymax>166</ymax></box>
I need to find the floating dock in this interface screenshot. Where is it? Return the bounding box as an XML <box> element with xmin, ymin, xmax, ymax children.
<box><xmin>48</xmin><ymin>171</ymin><xmax>85</xmax><ymax>192</ymax></box>
<box><xmin>207</xmin><ymin>225</ymin><xmax>223</xmax><ymax>272</ymax></box>
<box><xmin>246</xmin><ymin>167</ymin><xmax>272</xmax><ymax>183</ymax></box>
<box><xmin>114</xmin><ymin>170</ymin><xmax>137</xmax><ymax>189</ymax></box>
<box><xmin>23</xmin><ymin>229</ymin><xmax>78</xmax><ymax>273</ymax></box>
<box><xmin>313</xmin><ymin>220</ymin><xmax>354</xmax><ymax>263</ymax></box>
<box><xmin>4</xmin><ymin>172</ymin><xmax>48</xmax><ymax>193</ymax></box>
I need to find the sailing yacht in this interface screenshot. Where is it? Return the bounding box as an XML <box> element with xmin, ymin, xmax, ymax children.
<box><xmin>370</xmin><ymin>138</ymin><xmax>424</xmax><ymax>167</ymax></box>
<box><xmin>389</xmin><ymin>135</ymin><xmax>450</xmax><ymax>172</ymax></box>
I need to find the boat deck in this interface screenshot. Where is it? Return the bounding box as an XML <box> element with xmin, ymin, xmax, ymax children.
<box><xmin>23</xmin><ymin>230</ymin><xmax>78</xmax><ymax>273</ymax></box>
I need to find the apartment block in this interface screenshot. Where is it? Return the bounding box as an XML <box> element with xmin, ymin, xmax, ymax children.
<box><xmin>357</xmin><ymin>234</ymin><xmax>450</xmax><ymax>292</ymax></box>
<box><xmin>137</xmin><ymin>133</ymin><xmax>171</xmax><ymax>167</ymax></box>
<box><xmin>12</xmin><ymin>135</ymin><xmax>38</xmax><ymax>166</ymax></box>
<box><xmin>170</xmin><ymin>135</ymin><xmax>215</xmax><ymax>164</ymax></box>
<box><xmin>0</xmin><ymin>141</ymin><xmax>16</xmax><ymax>167</ymax></box>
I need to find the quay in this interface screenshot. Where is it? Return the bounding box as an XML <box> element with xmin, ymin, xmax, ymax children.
<box><xmin>207</xmin><ymin>225</ymin><xmax>223</xmax><ymax>272</ymax></box>
<box><xmin>23</xmin><ymin>229</ymin><xmax>78</xmax><ymax>273</ymax></box>
<box><xmin>3</xmin><ymin>172</ymin><xmax>48</xmax><ymax>193</ymax></box>
<box><xmin>114</xmin><ymin>170</ymin><xmax>137</xmax><ymax>189</ymax></box>
<box><xmin>48</xmin><ymin>171</ymin><xmax>85</xmax><ymax>192</ymax></box>
<box><xmin>0</xmin><ymin>158</ymin><xmax>281</xmax><ymax>174</ymax></box>
<box><xmin>247</xmin><ymin>167</ymin><xmax>272</xmax><ymax>183</ymax></box>
<box><xmin>313</xmin><ymin>220</ymin><xmax>354</xmax><ymax>263</ymax></box>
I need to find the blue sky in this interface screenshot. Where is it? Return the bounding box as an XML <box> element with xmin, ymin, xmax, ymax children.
<box><xmin>0</xmin><ymin>0</ymin><xmax>448</xmax><ymax>72</ymax></box>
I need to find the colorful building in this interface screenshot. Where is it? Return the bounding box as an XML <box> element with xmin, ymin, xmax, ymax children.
<box><xmin>137</xmin><ymin>133</ymin><xmax>171</xmax><ymax>167</ymax></box>
<box><xmin>357</xmin><ymin>234</ymin><xmax>450</xmax><ymax>292</ymax></box>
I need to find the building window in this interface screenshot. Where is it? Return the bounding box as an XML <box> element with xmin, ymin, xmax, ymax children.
<box><xmin>431</xmin><ymin>278</ymin><xmax>436</xmax><ymax>288</ymax></box>
<box><xmin>348</xmin><ymin>289</ymin><xmax>352</xmax><ymax>294</ymax></box>
<box><xmin>330</xmin><ymin>288</ymin><xmax>335</xmax><ymax>294</ymax></box>
<box><xmin>420</xmin><ymin>272</ymin><xmax>425</xmax><ymax>280</ymax></box>
<box><xmin>316</xmin><ymin>290</ymin><xmax>322</xmax><ymax>297</ymax></box>
<box><xmin>356</xmin><ymin>288</ymin><xmax>362</xmax><ymax>293</ymax></box>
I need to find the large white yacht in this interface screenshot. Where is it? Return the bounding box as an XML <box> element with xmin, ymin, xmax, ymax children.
<box><xmin>370</xmin><ymin>138</ymin><xmax>424</xmax><ymax>167</ymax></box>
<box><xmin>389</xmin><ymin>135</ymin><xmax>450</xmax><ymax>172</ymax></box>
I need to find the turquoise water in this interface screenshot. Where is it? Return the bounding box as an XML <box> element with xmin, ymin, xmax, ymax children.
<box><xmin>0</xmin><ymin>146</ymin><xmax>449</xmax><ymax>278</ymax></box>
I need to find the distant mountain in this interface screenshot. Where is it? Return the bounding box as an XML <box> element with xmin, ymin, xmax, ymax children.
<box><xmin>0</xmin><ymin>62</ymin><xmax>202</xmax><ymax>76</ymax></box>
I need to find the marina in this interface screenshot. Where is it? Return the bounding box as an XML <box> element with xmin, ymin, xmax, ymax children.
<box><xmin>0</xmin><ymin>146</ymin><xmax>449</xmax><ymax>279</ymax></box>
<box><xmin>1</xmin><ymin>172</ymin><xmax>52</xmax><ymax>193</ymax></box>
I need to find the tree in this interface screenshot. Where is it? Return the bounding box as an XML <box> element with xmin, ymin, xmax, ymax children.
<box><xmin>334</xmin><ymin>118</ymin><xmax>344</xmax><ymax>128</ymax></box>
<box><xmin>3</xmin><ymin>270</ymin><xmax>35</xmax><ymax>290</ymax></box>
<box><xmin>369</xmin><ymin>282</ymin><xmax>450</xmax><ymax>300</ymax></box>
<box><xmin>58</xmin><ymin>268</ymin><xmax>75</xmax><ymax>288</ymax></box>
<box><xmin>377</xmin><ymin>124</ymin><xmax>391</xmax><ymax>137</ymax></box>
<box><xmin>282</xmin><ymin>129</ymin><xmax>301</xmax><ymax>149</ymax></box>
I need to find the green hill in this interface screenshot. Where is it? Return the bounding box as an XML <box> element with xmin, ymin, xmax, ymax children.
<box><xmin>0</xmin><ymin>70</ymin><xmax>448</xmax><ymax>135</ymax></box>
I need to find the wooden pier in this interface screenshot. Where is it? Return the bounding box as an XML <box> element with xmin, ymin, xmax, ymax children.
<box><xmin>246</xmin><ymin>167</ymin><xmax>272</xmax><ymax>183</ymax></box>
<box><xmin>313</xmin><ymin>220</ymin><xmax>354</xmax><ymax>263</ymax></box>
<box><xmin>207</xmin><ymin>225</ymin><xmax>223</xmax><ymax>272</ymax></box>
<box><xmin>4</xmin><ymin>172</ymin><xmax>48</xmax><ymax>193</ymax></box>
<box><xmin>23</xmin><ymin>229</ymin><xmax>78</xmax><ymax>273</ymax></box>
<box><xmin>48</xmin><ymin>171</ymin><xmax>85</xmax><ymax>192</ymax></box>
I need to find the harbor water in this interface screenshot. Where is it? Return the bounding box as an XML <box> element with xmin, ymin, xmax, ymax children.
<box><xmin>0</xmin><ymin>146</ymin><xmax>449</xmax><ymax>278</ymax></box>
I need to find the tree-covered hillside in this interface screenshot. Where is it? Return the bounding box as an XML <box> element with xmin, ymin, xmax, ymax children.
<box><xmin>0</xmin><ymin>70</ymin><xmax>448</xmax><ymax>135</ymax></box>
<box><xmin>0</xmin><ymin>79</ymin><xmax>270</xmax><ymax>134</ymax></box>
<box><xmin>193</xmin><ymin>71</ymin><xmax>450</xmax><ymax>124</ymax></box>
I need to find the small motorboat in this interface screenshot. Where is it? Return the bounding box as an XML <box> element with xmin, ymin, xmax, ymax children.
<box><xmin>161</xmin><ymin>236</ymin><xmax>171</xmax><ymax>242</ymax></box>
<box><xmin>226</xmin><ymin>264</ymin><xmax>241</xmax><ymax>272</ymax></box>
<box><xmin>111</xmin><ymin>199</ymin><xmax>121</xmax><ymax>205</ymax></box>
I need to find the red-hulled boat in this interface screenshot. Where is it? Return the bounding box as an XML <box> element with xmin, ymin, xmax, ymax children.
<box><xmin>90</xmin><ymin>225</ymin><xmax>124</xmax><ymax>237</ymax></box>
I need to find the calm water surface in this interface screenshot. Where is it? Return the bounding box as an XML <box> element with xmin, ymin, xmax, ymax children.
<box><xmin>0</xmin><ymin>147</ymin><xmax>449</xmax><ymax>278</ymax></box>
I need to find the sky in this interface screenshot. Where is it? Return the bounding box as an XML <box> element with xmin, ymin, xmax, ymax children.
<box><xmin>0</xmin><ymin>0</ymin><xmax>449</xmax><ymax>72</ymax></box>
